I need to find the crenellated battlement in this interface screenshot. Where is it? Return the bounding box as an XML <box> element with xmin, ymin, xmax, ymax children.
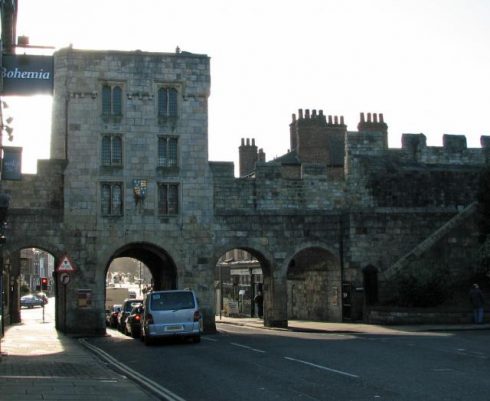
<box><xmin>398</xmin><ymin>133</ymin><xmax>490</xmax><ymax>165</ymax></box>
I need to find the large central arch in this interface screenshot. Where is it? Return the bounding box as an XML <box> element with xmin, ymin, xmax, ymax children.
<box><xmin>105</xmin><ymin>242</ymin><xmax>177</xmax><ymax>291</ymax></box>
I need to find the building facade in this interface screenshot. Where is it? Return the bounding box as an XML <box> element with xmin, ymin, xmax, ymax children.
<box><xmin>1</xmin><ymin>47</ymin><xmax>489</xmax><ymax>334</ymax></box>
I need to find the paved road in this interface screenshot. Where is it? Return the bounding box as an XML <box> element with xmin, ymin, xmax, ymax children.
<box><xmin>86</xmin><ymin>323</ymin><xmax>490</xmax><ymax>401</ymax></box>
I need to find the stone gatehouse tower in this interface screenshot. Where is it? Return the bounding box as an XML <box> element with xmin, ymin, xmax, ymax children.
<box><xmin>2</xmin><ymin>47</ymin><xmax>489</xmax><ymax>334</ymax></box>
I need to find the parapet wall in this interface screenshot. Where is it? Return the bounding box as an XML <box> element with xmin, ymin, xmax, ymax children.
<box><xmin>217</xmin><ymin>111</ymin><xmax>490</xmax><ymax>214</ymax></box>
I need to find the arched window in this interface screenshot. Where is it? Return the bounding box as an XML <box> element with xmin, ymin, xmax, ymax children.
<box><xmin>102</xmin><ymin>85</ymin><xmax>112</xmax><ymax>115</ymax></box>
<box><xmin>158</xmin><ymin>87</ymin><xmax>178</xmax><ymax>120</ymax></box>
<box><xmin>112</xmin><ymin>86</ymin><xmax>122</xmax><ymax>115</ymax></box>
<box><xmin>101</xmin><ymin>83</ymin><xmax>123</xmax><ymax>119</ymax></box>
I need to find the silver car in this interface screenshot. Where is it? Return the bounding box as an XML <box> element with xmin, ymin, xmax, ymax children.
<box><xmin>20</xmin><ymin>294</ymin><xmax>45</xmax><ymax>308</ymax></box>
<box><xmin>141</xmin><ymin>289</ymin><xmax>202</xmax><ymax>345</ymax></box>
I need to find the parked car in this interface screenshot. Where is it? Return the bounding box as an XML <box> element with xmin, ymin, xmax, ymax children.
<box><xmin>106</xmin><ymin>304</ymin><xmax>122</xmax><ymax>328</ymax></box>
<box><xmin>118</xmin><ymin>298</ymin><xmax>143</xmax><ymax>332</ymax></box>
<box><xmin>20</xmin><ymin>294</ymin><xmax>45</xmax><ymax>308</ymax></box>
<box><xmin>125</xmin><ymin>304</ymin><xmax>144</xmax><ymax>338</ymax></box>
<box><xmin>141</xmin><ymin>289</ymin><xmax>202</xmax><ymax>345</ymax></box>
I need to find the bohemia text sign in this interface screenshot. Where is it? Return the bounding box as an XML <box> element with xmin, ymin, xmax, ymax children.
<box><xmin>1</xmin><ymin>54</ymin><xmax>53</xmax><ymax>95</ymax></box>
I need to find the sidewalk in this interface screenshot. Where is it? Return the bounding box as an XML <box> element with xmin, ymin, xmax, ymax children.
<box><xmin>0</xmin><ymin>312</ymin><xmax>158</xmax><ymax>401</ymax></box>
<box><xmin>216</xmin><ymin>315</ymin><xmax>490</xmax><ymax>335</ymax></box>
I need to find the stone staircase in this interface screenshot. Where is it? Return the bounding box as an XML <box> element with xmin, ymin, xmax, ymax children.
<box><xmin>383</xmin><ymin>202</ymin><xmax>478</xmax><ymax>280</ymax></box>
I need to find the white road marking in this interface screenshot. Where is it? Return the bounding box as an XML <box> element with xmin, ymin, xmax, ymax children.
<box><xmin>231</xmin><ymin>342</ymin><xmax>266</xmax><ymax>353</ymax></box>
<box><xmin>80</xmin><ymin>339</ymin><xmax>187</xmax><ymax>401</ymax></box>
<box><xmin>284</xmin><ymin>356</ymin><xmax>359</xmax><ymax>379</ymax></box>
<box><xmin>202</xmin><ymin>336</ymin><xmax>217</xmax><ymax>342</ymax></box>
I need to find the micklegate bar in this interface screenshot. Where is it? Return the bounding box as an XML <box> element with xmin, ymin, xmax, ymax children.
<box><xmin>1</xmin><ymin>47</ymin><xmax>489</xmax><ymax>334</ymax></box>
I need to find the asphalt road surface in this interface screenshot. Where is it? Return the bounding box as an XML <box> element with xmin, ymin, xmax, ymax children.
<box><xmin>86</xmin><ymin>323</ymin><xmax>490</xmax><ymax>401</ymax></box>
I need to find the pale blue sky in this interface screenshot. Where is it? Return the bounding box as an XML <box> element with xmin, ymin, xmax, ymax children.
<box><xmin>6</xmin><ymin>0</ymin><xmax>490</xmax><ymax>173</ymax></box>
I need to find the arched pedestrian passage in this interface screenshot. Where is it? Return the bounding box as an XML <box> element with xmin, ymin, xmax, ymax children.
<box><xmin>287</xmin><ymin>246</ymin><xmax>342</xmax><ymax>322</ymax></box>
<box><xmin>215</xmin><ymin>247</ymin><xmax>271</xmax><ymax>322</ymax></box>
<box><xmin>3</xmin><ymin>246</ymin><xmax>57</xmax><ymax>327</ymax></box>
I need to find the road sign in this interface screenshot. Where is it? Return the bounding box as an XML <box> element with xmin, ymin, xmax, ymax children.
<box><xmin>59</xmin><ymin>272</ymin><xmax>70</xmax><ymax>285</ymax></box>
<box><xmin>56</xmin><ymin>254</ymin><xmax>77</xmax><ymax>273</ymax></box>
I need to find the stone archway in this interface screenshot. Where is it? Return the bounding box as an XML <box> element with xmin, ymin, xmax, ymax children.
<box><xmin>105</xmin><ymin>242</ymin><xmax>178</xmax><ymax>292</ymax></box>
<box><xmin>286</xmin><ymin>246</ymin><xmax>341</xmax><ymax>322</ymax></box>
<box><xmin>213</xmin><ymin>244</ymin><xmax>273</xmax><ymax>324</ymax></box>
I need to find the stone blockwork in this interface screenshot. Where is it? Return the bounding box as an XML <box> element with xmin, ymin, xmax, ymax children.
<box><xmin>3</xmin><ymin>48</ymin><xmax>490</xmax><ymax>335</ymax></box>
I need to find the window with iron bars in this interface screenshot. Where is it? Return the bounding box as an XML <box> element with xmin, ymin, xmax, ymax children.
<box><xmin>102</xmin><ymin>84</ymin><xmax>123</xmax><ymax>117</ymax></box>
<box><xmin>157</xmin><ymin>87</ymin><xmax>178</xmax><ymax>120</ymax></box>
<box><xmin>101</xmin><ymin>182</ymin><xmax>123</xmax><ymax>216</ymax></box>
<box><xmin>158</xmin><ymin>136</ymin><xmax>178</xmax><ymax>168</ymax></box>
<box><xmin>158</xmin><ymin>183</ymin><xmax>179</xmax><ymax>215</ymax></box>
<box><xmin>101</xmin><ymin>135</ymin><xmax>122</xmax><ymax>166</ymax></box>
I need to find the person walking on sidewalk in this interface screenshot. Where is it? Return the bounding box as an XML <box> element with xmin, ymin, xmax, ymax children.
<box><xmin>469</xmin><ymin>283</ymin><xmax>485</xmax><ymax>324</ymax></box>
<box><xmin>254</xmin><ymin>291</ymin><xmax>264</xmax><ymax>319</ymax></box>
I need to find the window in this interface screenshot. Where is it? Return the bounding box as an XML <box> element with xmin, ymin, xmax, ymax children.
<box><xmin>102</xmin><ymin>84</ymin><xmax>123</xmax><ymax>117</ymax></box>
<box><xmin>158</xmin><ymin>183</ymin><xmax>179</xmax><ymax>215</ymax></box>
<box><xmin>101</xmin><ymin>182</ymin><xmax>123</xmax><ymax>216</ymax></box>
<box><xmin>158</xmin><ymin>136</ymin><xmax>178</xmax><ymax>167</ymax></box>
<box><xmin>158</xmin><ymin>87</ymin><xmax>178</xmax><ymax>120</ymax></box>
<box><xmin>101</xmin><ymin>135</ymin><xmax>122</xmax><ymax>166</ymax></box>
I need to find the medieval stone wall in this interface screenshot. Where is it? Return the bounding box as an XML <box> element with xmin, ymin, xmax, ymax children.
<box><xmin>3</xmin><ymin>50</ymin><xmax>490</xmax><ymax>333</ymax></box>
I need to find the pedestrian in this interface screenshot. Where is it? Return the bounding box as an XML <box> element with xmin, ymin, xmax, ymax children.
<box><xmin>469</xmin><ymin>283</ymin><xmax>484</xmax><ymax>324</ymax></box>
<box><xmin>254</xmin><ymin>291</ymin><xmax>264</xmax><ymax>319</ymax></box>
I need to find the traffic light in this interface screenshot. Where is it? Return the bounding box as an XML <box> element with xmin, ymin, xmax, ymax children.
<box><xmin>41</xmin><ymin>277</ymin><xmax>48</xmax><ymax>291</ymax></box>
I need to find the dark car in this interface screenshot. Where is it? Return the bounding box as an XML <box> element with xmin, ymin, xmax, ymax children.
<box><xmin>20</xmin><ymin>294</ymin><xmax>45</xmax><ymax>308</ymax></box>
<box><xmin>118</xmin><ymin>298</ymin><xmax>143</xmax><ymax>332</ymax></box>
<box><xmin>125</xmin><ymin>304</ymin><xmax>144</xmax><ymax>338</ymax></box>
<box><xmin>106</xmin><ymin>304</ymin><xmax>122</xmax><ymax>328</ymax></box>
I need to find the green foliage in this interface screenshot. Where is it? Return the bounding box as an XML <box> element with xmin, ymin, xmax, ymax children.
<box><xmin>20</xmin><ymin>284</ymin><xmax>30</xmax><ymax>295</ymax></box>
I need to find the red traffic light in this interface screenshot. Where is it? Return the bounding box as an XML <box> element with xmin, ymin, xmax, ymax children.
<box><xmin>41</xmin><ymin>277</ymin><xmax>48</xmax><ymax>290</ymax></box>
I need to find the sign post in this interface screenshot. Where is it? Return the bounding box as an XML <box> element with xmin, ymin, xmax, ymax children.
<box><xmin>56</xmin><ymin>255</ymin><xmax>77</xmax><ymax>332</ymax></box>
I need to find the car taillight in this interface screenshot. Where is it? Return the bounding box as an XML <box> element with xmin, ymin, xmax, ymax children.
<box><xmin>146</xmin><ymin>313</ymin><xmax>153</xmax><ymax>324</ymax></box>
<box><xmin>193</xmin><ymin>310</ymin><xmax>201</xmax><ymax>322</ymax></box>
<box><xmin>135</xmin><ymin>315</ymin><xmax>141</xmax><ymax>321</ymax></box>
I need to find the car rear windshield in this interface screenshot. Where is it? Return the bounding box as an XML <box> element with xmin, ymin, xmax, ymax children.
<box><xmin>150</xmin><ymin>292</ymin><xmax>195</xmax><ymax>311</ymax></box>
<box><xmin>125</xmin><ymin>301</ymin><xmax>142</xmax><ymax>312</ymax></box>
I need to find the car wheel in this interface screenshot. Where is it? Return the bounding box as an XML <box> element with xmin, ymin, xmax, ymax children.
<box><xmin>192</xmin><ymin>335</ymin><xmax>201</xmax><ymax>344</ymax></box>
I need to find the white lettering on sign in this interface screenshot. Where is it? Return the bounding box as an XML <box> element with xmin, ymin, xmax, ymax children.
<box><xmin>1</xmin><ymin>67</ymin><xmax>51</xmax><ymax>80</ymax></box>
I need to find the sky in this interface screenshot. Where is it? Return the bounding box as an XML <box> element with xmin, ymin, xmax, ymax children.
<box><xmin>4</xmin><ymin>0</ymin><xmax>490</xmax><ymax>174</ymax></box>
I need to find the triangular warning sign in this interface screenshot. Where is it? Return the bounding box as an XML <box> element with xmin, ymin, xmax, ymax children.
<box><xmin>56</xmin><ymin>255</ymin><xmax>77</xmax><ymax>272</ymax></box>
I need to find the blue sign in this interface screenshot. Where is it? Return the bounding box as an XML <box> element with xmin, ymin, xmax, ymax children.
<box><xmin>2</xmin><ymin>146</ymin><xmax>22</xmax><ymax>180</ymax></box>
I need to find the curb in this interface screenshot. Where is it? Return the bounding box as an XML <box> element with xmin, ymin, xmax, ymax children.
<box><xmin>80</xmin><ymin>338</ymin><xmax>183</xmax><ymax>401</ymax></box>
